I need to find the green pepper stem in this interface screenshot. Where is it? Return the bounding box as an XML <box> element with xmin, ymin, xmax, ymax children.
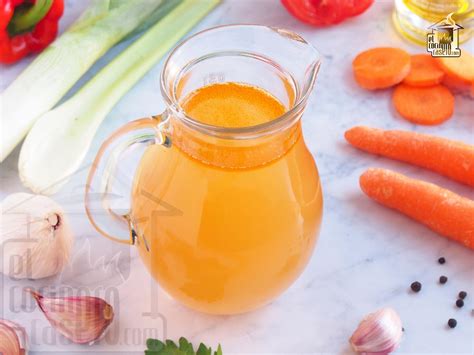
<box><xmin>8</xmin><ymin>0</ymin><xmax>54</xmax><ymax>35</ymax></box>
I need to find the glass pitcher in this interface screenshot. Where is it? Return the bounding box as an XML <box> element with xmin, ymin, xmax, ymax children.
<box><xmin>85</xmin><ymin>25</ymin><xmax>323</xmax><ymax>315</ymax></box>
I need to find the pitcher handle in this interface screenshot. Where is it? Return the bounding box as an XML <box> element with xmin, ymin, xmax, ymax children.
<box><xmin>85</xmin><ymin>114</ymin><xmax>171</xmax><ymax>245</ymax></box>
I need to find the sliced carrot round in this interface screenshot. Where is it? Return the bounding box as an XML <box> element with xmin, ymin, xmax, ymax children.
<box><xmin>403</xmin><ymin>54</ymin><xmax>445</xmax><ymax>87</ymax></box>
<box><xmin>352</xmin><ymin>47</ymin><xmax>411</xmax><ymax>90</ymax></box>
<box><xmin>392</xmin><ymin>84</ymin><xmax>454</xmax><ymax>125</ymax></box>
<box><xmin>436</xmin><ymin>51</ymin><xmax>474</xmax><ymax>89</ymax></box>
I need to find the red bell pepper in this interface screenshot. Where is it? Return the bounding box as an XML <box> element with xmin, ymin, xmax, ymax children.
<box><xmin>281</xmin><ymin>0</ymin><xmax>374</xmax><ymax>27</ymax></box>
<box><xmin>0</xmin><ymin>0</ymin><xmax>64</xmax><ymax>64</ymax></box>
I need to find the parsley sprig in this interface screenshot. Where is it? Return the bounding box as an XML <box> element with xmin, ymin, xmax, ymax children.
<box><xmin>145</xmin><ymin>337</ymin><xmax>223</xmax><ymax>355</ymax></box>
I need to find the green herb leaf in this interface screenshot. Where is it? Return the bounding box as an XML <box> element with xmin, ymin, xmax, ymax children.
<box><xmin>165</xmin><ymin>340</ymin><xmax>179</xmax><ymax>349</ymax></box>
<box><xmin>196</xmin><ymin>343</ymin><xmax>211</xmax><ymax>355</ymax></box>
<box><xmin>145</xmin><ymin>338</ymin><xmax>222</xmax><ymax>355</ymax></box>
<box><xmin>147</xmin><ymin>338</ymin><xmax>165</xmax><ymax>351</ymax></box>
<box><xmin>179</xmin><ymin>337</ymin><xmax>195</xmax><ymax>354</ymax></box>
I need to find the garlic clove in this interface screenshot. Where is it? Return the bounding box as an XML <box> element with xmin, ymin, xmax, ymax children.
<box><xmin>350</xmin><ymin>307</ymin><xmax>403</xmax><ymax>354</ymax></box>
<box><xmin>29</xmin><ymin>289</ymin><xmax>114</xmax><ymax>345</ymax></box>
<box><xmin>0</xmin><ymin>319</ymin><xmax>28</xmax><ymax>355</ymax></box>
<box><xmin>0</xmin><ymin>193</ymin><xmax>73</xmax><ymax>279</ymax></box>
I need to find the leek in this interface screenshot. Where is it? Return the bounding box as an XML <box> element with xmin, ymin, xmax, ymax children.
<box><xmin>18</xmin><ymin>0</ymin><xmax>220</xmax><ymax>195</ymax></box>
<box><xmin>0</xmin><ymin>0</ymin><xmax>166</xmax><ymax>162</ymax></box>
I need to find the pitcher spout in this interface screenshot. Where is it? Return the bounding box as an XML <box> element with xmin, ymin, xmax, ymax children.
<box><xmin>269</xmin><ymin>26</ymin><xmax>321</xmax><ymax>107</ymax></box>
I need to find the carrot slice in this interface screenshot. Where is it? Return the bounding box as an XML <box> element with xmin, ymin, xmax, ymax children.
<box><xmin>345</xmin><ymin>126</ymin><xmax>474</xmax><ymax>187</ymax></box>
<box><xmin>360</xmin><ymin>168</ymin><xmax>474</xmax><ymax>250</ymax></box>
<box><xmin>392</xmin><ymin>84</ymin><xmax>454</xmax><ymax>125</ymax></box>
<box><xmin>352</xmin><ymin>47</ymin><xmax>411</xmax><ymax>90</ymax></box>
<box><xmin>436</xmin><ymin>51</ymin><xmax>474</xmax><ymax>90</ymax></box>
<box><xmin>403</xmin><ymin>54</ymin><xmax>445</xmax><ymax>87</ymax></box>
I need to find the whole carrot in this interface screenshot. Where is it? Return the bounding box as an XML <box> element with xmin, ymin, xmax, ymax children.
<box><xmin>360</xmin><ymin>168</ymin><xmax>474</xmax><ymax>250</ymax></box>
<box><xmin>345</xmin><ymin>126</ymin><xmax>474</xmax><ymax>187</ymax></box>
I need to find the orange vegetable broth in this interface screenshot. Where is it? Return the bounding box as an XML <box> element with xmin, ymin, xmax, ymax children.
<box><xmin>131</xmin><ymin>82</ymin><xmax>322</xmax><ymax>314</ymax></box>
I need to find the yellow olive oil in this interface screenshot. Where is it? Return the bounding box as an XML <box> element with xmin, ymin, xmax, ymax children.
<box><xmin>393</xmin><ymin>0</ymin><xmax>473</xmax><ymax>45</ymax></box>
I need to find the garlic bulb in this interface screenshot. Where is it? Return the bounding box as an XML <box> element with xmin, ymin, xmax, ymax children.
<box><xmin>0</xmin><ymin>193</ymin><xmax>73</xmax><ymax>279</ymax></box>
<box><xmin>29</xmin><ymin>289</ymin><xmax>114</xmax><ymax>344</ymax></box>
<box><xmin>0</xmin><ymin>319</ymin><xmax>28</xmax><ymax>355</ymax></box>
<box><xmin>350</xmin><ymin>307</ymin><xmax>403</xmax><ymax>354</ymax></box>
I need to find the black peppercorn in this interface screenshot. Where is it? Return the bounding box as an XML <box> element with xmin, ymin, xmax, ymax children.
<box><xmin>448</xmin><ymin>318</ymin><xmax>457</xmax><ymax>328</ymax></box>
<box><xmin>438</xmin><ymin>257</ymin><xmax>446</xmax><ymax>264</ymax></box>
<box><xmin>439</xmin><ymin>276</ymin><xmax>448</xmax><ymax>284</ymax></box>
<box><xmin>456</xmin><ymin>299</ymin><xmax>464</xmax><ymax>308</ymax></box>
<box><xmin>458</xmin><ymin>291</ymin><xmax>467</xmax><ymax>299</ymax></box>
<box><xmin>410</xmin><ymin>281</ymin><xmax>422</xmax><ymax>292</ymax></box>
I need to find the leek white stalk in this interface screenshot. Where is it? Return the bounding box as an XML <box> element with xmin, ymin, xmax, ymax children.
<box><xmin>0</xmin><ymin>0</ymin><xmax>164</xmax><ymax>162</ymax></box>
<box><xmin>18</xmin><ymin>0</ymin><xmax>220</xmax><ymax>194</ymax></box>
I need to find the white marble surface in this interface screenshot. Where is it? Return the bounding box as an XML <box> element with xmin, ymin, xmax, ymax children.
<box><xmin>1</xmin><ymin>0</ymin><xmax>473</xmax><ymax>354</ymax></box>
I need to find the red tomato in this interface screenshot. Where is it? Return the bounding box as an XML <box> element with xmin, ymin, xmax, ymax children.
<box><xmin>281</xmin><ymin>0</ymin><xmax>374</xmax><ymax>27</ymax></box>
